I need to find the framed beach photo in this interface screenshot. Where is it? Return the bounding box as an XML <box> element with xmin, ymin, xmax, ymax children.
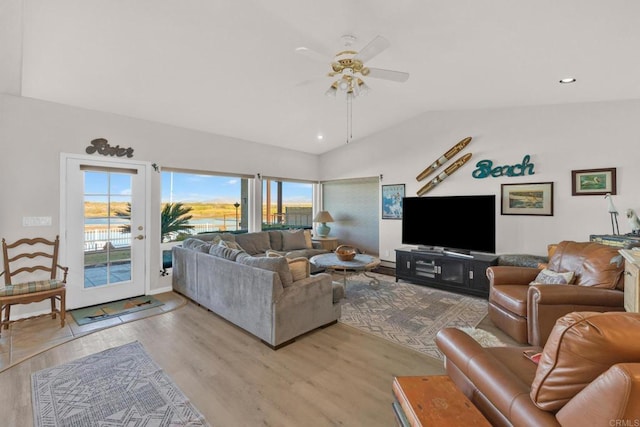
<box><xmin>501</xmin><ymin>182</ymin><xmax>554</xmax><ymax>216</ymax></box>
<box><xmin>571</xmin><ymin>168</ymin><xmax>617</xmax><ymax>196</ymax></box>
<box><xmin>382</xmin><ymin>184</ymin><xmax>405</xmax><ymax>219</ymax></box>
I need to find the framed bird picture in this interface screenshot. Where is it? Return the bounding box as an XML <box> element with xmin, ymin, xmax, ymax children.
<box><xmin>571</xmin><ymin>168</ymin><xmax>617</xmax><ymax>196</ymax></box>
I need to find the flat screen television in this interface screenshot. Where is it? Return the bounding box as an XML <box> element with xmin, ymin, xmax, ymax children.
<box><xmin>402</xmin><ymin>195</ymin><xmax>496</xmax><ymax>254</ymax></box>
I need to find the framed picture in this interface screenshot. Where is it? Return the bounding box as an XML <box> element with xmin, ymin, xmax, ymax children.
<box><xmin>382</xmin><ymin>184</ymin><xmax>405</xmax><ymax>219</ymax></box>
<box><xmin>571</xmin><ymin>168</ymin><xmax>617</xmax><ymax>196</ymax></box>
<box><xmin>501</xmin><ymin>182</ymin><xmax>554</xmax><ymax>216</ymax></box>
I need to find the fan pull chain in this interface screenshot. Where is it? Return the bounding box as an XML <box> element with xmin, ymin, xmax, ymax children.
<box><xmin>346</xmin><ymin>95</ymin><xmax>353</xmax><ymax>143</ymax></box>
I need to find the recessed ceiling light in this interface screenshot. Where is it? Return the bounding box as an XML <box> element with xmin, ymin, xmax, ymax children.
<box><xmin>317</xmin><ymin>134</ymin><xmax>324</xmax><ymax>140</ymax></box>
<box><xmin>559</xmin><ymin>78</ymin><xmax>576</xmax><ymax>84</ymax></box>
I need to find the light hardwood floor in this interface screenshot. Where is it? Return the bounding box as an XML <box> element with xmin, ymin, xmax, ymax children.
<box><xmin>0</xmin><ymin>295</ymin><xmax>449</xmax><ymax>426</ymax></box>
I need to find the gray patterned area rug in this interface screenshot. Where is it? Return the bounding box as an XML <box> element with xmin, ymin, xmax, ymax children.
<box><xmin>339</xmin><ymin>273</ymin><xmax>489</xmax><ymax>360</ymax></box>
<box><xmin>31</xmin><ymin>341</ymin><xmax>209</xmax><ymax>427</ymax></box>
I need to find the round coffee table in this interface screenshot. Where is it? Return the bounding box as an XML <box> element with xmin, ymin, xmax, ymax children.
<box><xmin>309</xmin><ymin>253</ymin><xmax>381</xmax><ymax>290</ymax></box>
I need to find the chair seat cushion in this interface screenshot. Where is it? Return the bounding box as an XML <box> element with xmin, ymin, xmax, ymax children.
<box><xmin>490</xmin><ymin>285</ymin><xmax>528</xmax><ymax>317</ymax></box>
<box><xmin>0</xmin><ymin>279</ymin><xmax>64</xmax><ymax>296</ymax></box>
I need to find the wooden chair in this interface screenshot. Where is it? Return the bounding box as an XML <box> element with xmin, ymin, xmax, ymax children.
<box><xmin>0</xmin><ymin>236</ymin><xmax>67</xmax><ymax>336</ymax></box>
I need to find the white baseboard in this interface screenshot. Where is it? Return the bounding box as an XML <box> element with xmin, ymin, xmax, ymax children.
<box><xmin>149</xmin><ymin>285</ymin><xmax>172</xmax><ymax>295</ymax></box>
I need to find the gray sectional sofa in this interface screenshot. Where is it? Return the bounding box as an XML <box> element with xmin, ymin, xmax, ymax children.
<box><xmin>172</xmin><ymin>230</ymin><xmax>342</xmax><ymax>348</ymax></box>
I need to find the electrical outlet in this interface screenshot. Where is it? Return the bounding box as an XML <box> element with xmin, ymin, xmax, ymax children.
<box><xmin>22</xmin><ymin>216</ymin><xmax>52</xmax><ymax>227</ymax></box>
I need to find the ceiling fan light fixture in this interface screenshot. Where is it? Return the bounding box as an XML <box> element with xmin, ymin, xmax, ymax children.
<box><xmin>324</xmin><ymin>83</ymin><xmax>338</xmax><ymax>97</ymax></box>
<box><xmin>358</xmin><ymin>80</ymin><xmax>370</xmax><ymax>96</ymax></box>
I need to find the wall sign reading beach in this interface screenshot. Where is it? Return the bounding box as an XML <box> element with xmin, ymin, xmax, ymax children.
<box><xmin>472</xmin><ymin>155</ymin><xmax>535</xmax><ymax>178</ymax></box>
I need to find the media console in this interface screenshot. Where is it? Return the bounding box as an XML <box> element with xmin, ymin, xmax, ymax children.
<box><xmin>395</xmin><ymin>247</ymin><xmax>498</xmax><ymax>298</ymax></box>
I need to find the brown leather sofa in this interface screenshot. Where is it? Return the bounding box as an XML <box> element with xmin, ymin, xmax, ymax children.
<box><xmin>487</xmin><ymin>241</ymin><xmax>625</xmax><ymax>345</ymax></box>
<box><xmin>436</xmin><ymin>311</ymin><xmax>640</xmax><ymax>427</ymax></box>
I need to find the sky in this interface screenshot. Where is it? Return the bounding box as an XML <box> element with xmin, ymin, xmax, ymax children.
<box><xmin>84</xmin><ymin>171</ymin><xmax>313</xmax><ymax>204</ymax></box>
<box><xmin>160</xmin><ymin>171</ymin><xmax>312</xmax><ymax>204</ymax></box>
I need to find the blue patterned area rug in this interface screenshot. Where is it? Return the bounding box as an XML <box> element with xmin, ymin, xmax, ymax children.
<box><xmin>31</xmin><ymin>341</ymin><xmax>209</xmax><ymax>427</ymax></box>
<box><xmin>339</xmin><ymin>273</ymin><xmax>489</xmax><ymax>360</ymax></box>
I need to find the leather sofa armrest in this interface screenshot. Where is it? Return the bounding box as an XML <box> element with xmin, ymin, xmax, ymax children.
<box><xmin>528</xmin><ymin>284</ymin><xmax>624</xmax><ymax>306</ymax></box>
<box><xmin>527</xmin><ymin>285</ymin><xmax>625</xmax><ymax>346</ymax></box>
<box><xmin>487</xmin><ymin>266</ymin><xmax>540</xmax><ymax>286</ymax></box>
<box><xmin>556</xmin><ymin>363</ymin><xmax>640</xmax><ymax>425</ymax></box>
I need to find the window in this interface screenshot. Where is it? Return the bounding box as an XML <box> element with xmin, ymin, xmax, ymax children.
<box><xmin>161</xmin><ymin>170</ymin><xmax>249</xmax><ymax>241</ymax></box>
<box><xmin>262</xmin><ymin>178</ymin><xmax>313</xmax><ymax>230</ymax></box>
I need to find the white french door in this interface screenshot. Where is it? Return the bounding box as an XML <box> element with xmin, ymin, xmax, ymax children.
<box><xmin>62</xmin><ymin>155</ymin><xmax>149</xmax><ymax>309</ymax></box>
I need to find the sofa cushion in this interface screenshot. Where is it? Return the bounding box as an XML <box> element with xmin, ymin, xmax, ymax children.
<box><xmin>237</xmin><ymin>255</ymin><xmax>293</xmax><ymax>287</ymax></box>
<box><xmin>209</xmin><ymin>242</ymin><xmax>244</xmax><ymax>261</ymax></box>
<box><xmin>268</xmin><ymin>231</ymin><xmax>284</xmax><ymax>251</ymax></box>
<box><xmin>530</xmin><ymin>311</ymin><xmax>640</xmax><ymax>412</ymax></box>
<box><xmin>530</xmin><ymin>268</ymin><xmax>575</xmax><ymax>285</ymax></box>
<box><xmin>235</xmin><ymin>231</ymin><xmax>272</xmax><ymax>255</ymax></box>
<box><xmin>282</xmin><ymin>229</ymin><xmax>309</xmax><ymax>251</ymax></box>
<box><xmin>547</xmin><ymin>241</ymin><xmax>624</xmax><ymax>289</ymax></box>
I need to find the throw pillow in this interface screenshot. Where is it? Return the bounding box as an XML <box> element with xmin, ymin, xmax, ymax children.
<box><xmin>209</xmin><ymin>242</ymin><xmax>244</xmax><ymax>261</ymax></box>
<box><xmin>237</xmin><ymin>255</ymin><xmax>293</xmax><ymax>288</ymax></box>
<box><xmin>287</xmin><ymin>257</ymin><xmax>310</xmax><ymax>282</ymax></box>
<box><xmin>182</xmin><ymin>238</ymin><xmax>211</xmax><ymax>253</ymax></box>
<box><xmin>530</xmin><ymin>268</ymin><xmax>575</xmax><ymax>285</ymax></box>
<box><xmin>217</xmin><ymin>239</ymin><xmax>244</xmax><ymax>252</ymax></box>
<box><xmin>303</xmin><ymin>229</ymin><xmax>313</xmax><ymax>249</ymax></box>
<box><xmin>530</xmin><ymin>312</ymin><xmax>640</xmax><ymax>412</ymax></box>
<box><xmin>282</xmin><ymin>229</ymin><xmax>308</xmax><ymax>251</ymax></box>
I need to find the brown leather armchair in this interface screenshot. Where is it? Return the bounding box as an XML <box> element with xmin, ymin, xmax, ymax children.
<box><xmin>487</xmin><ymin>241</ymin><xmax>625</xmax><ymax>345</ymax></box>
<box><xmin>436</xmin><ymin>311</ymin><xmax>640</xmax><ymax>427</ymax></box>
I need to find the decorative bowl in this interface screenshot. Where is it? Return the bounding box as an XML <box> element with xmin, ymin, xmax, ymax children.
<box><xmin>335</xmin><ymin>245</ymin><xmax>357</xmax><ymax>261</ymax></box>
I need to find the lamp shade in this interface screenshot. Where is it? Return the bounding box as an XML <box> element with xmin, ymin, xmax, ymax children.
<box><xmin>313</xmin><ymin>211</ymin><xmax>334</xmax><ymax>223</ymax></box>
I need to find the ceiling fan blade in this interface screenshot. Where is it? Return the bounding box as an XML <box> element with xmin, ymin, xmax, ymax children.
<box><xmin>354</xmin><ymin>35</ymin><xmax>390</xmax><ymax>63</ymax></box>
<box><xmin>294</xmin><ymin>46</ymin><xmax>332</xmax><ymax>63</ymax></box>
<box><xmin>295</xmin><ymin>75</ymin><xmax>327</xmax><ymax>87</ymax></box>
<box><xmin>366</xmin><ymin>67</ymin><xmax>410</xmax><ymax>82</ymax></box>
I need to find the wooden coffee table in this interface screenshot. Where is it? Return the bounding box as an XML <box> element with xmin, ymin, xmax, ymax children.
<box><xmin>309</xmin><ymin>253</ymin><xmax>380</xmax><ymax>290</ymax></box>
<box><xmin>392</xmin><ymin>376</ymin><xmax>490</xmax><ymax>427</ymax></box>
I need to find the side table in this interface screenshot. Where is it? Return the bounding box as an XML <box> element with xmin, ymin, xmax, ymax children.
<box><xmin>392</xmin><ymin>376</ymin><xmax>490</xmax><ymax>427</ymax></box>
<box><xmin>312</xmin><ymin>237</ymin><xmax>339</xmax><ymax>251</ymax></box>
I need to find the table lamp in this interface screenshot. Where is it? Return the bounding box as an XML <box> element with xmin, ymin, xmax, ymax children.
<box><xmin>313</xmin><ymin>211</ymin><xmax>334</xmax><ymax>237</ymax></box>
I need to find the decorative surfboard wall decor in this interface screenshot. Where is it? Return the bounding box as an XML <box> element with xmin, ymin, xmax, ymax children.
<box><xmin>417</xmin><ymin>153</ymin><xmax>473</xmax><ymax>196</ymax></box>
<box><xmin>416</xmin><ymin>137</ymin><xmax>473</xmax><ymax>196</ymax></box>
<box><xmin>416</xmin><ymin>137</ymin><xmax>472</xmax><ymax>182</ymax></box>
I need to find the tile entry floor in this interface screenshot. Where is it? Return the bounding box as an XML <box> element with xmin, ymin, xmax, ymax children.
<box><xmin>0</xmin><ymin>291</ymin><xmax>186</xmax><ymax>371</ymax></box>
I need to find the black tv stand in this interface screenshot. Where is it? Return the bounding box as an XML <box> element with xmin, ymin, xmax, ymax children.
<box><xmin>443</xmin><ymin>249</ymin><xmax>473</xmax><ymax>259</ymax></box>
<box><xmin>395</xmin><ymin>247</ymin><xmax>498</xmax><ymax>298</ymax></box>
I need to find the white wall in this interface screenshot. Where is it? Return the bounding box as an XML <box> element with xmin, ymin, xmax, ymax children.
<box><xmin>0</xmin><ymin>94</ymin><xmax>320</xmax><ymax>307</ymax></box>
<box><xmin>319</xmin><ymin>99</ymin><xmax>640</xmax><ymax>262</ymax></box>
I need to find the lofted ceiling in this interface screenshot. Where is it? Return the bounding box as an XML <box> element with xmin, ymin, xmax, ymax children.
<box><xmin>6</xmin><ymin>0</ymin><xmax>640</xmax><ymax>154</ymax></box>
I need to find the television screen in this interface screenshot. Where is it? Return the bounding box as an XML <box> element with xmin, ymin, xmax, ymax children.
<box><xmin>401</xmin><ymin>195</ymin><xmax>496</xmax><ymax>254</ymax></box>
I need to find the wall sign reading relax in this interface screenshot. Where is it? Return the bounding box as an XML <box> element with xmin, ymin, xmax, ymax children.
<box><xmin>472</xmin><ymin>154</ymin><xmax>534</xmax><ymax>178</ymax></box>
<box><xmin>86</xmin><ymin>138</ymin><xmax>134</xmax><ymax>158</ymax></box>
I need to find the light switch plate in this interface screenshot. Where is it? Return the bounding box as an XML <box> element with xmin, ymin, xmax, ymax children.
<box><xmin>23</xmin><ymin>216</ymin><xmax>52</xmax><ymax>227</ymax></box>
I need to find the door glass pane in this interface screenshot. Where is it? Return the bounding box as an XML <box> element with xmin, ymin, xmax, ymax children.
<box><xmin>84</xmin><ymin>171</ymin><xmax>133</xmax><ymax>288</ymax></box>
<box><xmin>262</xmin><ymin>180</ymin><xmax>313</xmax><ymax>230</ymax></box>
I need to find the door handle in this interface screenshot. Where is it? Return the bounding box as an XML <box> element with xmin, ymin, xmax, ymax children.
<box><xmin>135</xmin><ymin>235</ymin><xmax>145</xmax><ymax>240</ymax></box>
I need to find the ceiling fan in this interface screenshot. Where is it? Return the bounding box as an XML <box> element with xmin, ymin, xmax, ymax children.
<box><xmin>295</xmin><ymin>34</ymin><xmax>409</xmax><ymax>99</ymax></box>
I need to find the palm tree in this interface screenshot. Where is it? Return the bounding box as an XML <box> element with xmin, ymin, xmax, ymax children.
<box><xmin>160</xmin><ymin>202</ymin><xmax>194</xmax><ymax>242</ymax></box>
<box><xmin>116</xmin><ymin>202</ymin><xmax>194</xmax><ymax>241</ymax></box>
